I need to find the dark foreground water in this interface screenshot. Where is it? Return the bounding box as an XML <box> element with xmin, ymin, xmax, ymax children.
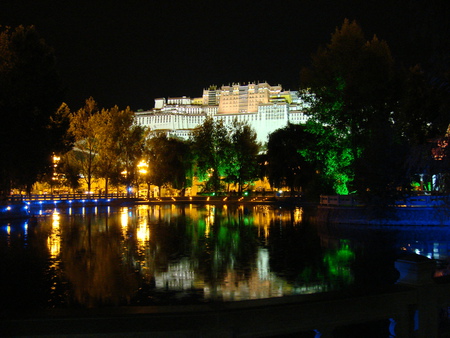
<box><xmin>1</xmin><ymin>203</ymin><xmax>449</xmax><ymax>317</ymax></box>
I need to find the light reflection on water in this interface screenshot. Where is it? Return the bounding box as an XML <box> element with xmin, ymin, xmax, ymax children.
<box><xmin>114</xmin><ymin>204</ymin><xmax>333</xmax><ymax>303</ymax></box>
<box><xmin>10</xmin><ymin>203</ymin><xmax>450</xmax><ymax>312</ymax></box>
<box><xmin>48</xmin><ymin>210</ymin><xmax>61</xmax><ymax>262</ymax></box>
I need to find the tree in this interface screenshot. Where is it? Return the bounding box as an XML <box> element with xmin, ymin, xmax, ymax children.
<box><xmin>113</xmin><ymin>106</ymin><xmax>145</xmax><ymax>196</ymax></box>
<box><xmin>57</xmin><ymin>151</ymin><xmax>81</xmax><ymax>193</ymax></box>
<box><xmin>227</xmin><ymin>120</ymin><xmax>260</xmax><ymax>194</ymax></box>
<box><xmin>167</xmin><ymin>137</ymin><xmax>194</xmax><ymax>195</ymax></box>
<box><xmin>396</xmin><ymin>65</ymin><xmax>450</xmax><ymax>192</ymax></box>
<box><xmin>143</xmin><ymin>133</ymin><xmax>193</xmax><ymax>197</ymax></box>
<box><xmin>68</xmin><ymin>102</ymin><xmax>145</xmax><ymax>196</ymax></box>
<box><xmin>95</xmin><ymin>106</ymin><xmax>125</xmax><ymax>196</ymax></box>
<box><xmin>68</xmin><ymin>97</ymin><xmax>101</xmax><ymax>193</ymax></box>
<box><xmin>144</xmin><ymin>133</ymin><xmax>168</xmax><ymax>196</ymax></box>
<box><xmin>191</xmin><ymin>118</ymin><xmax>232</xmax><ymax>193</ymax></box>
<box><xmin>0</xmin><ymin>25</ymin><xmax>65</xmax><ymax>196</ymax></box>
<box><xmin>267</xmin><ymin>123</ymin><xmax>319</xmax><ymax>197</ymax></box>
<box><xmin>300</xmin><ymin>19</ymin><xmax>400</xmax><ymax>198</ymax></box>
<box><xmin>52</xmin><ymin>103</ymin><xmax>74</xmax><ymax>152</ymax></box>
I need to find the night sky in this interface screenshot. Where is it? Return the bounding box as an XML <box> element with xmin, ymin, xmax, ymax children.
<box><xmin>1</xmin><ymin>1</ymin><xmax>448</xmax><ymax>111</ymax></box>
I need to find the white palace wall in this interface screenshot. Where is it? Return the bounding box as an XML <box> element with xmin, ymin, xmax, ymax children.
<box><xmin>134</xmin><ymin>82</ymin><xmax>309</xmax><ymax>145</ymax></box>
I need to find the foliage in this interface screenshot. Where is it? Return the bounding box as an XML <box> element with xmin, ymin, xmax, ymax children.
<box><xmin>0</xmin><ymin>25</ymin><xmax>65</xmax><ymax>196</ymax></box>
<box><xmin>110</xmin><ymin>106</ymin><xmax>145</xmax><ymax>194</ymax></box>
<box><xmin>396</xmin><ymin>65</ymin><xmax>450</xmax><ymax>192</ymax></box>
<box><xmin>266</xmin><ymin>123</ymin><xmax>318</xmax><ymax>197</ymax></box>
<box><xmin>143</xmin><ymin>133</ymin><xmax>193</xmax><ymax>196</ymax></box>
<box><xmin>68</xmin><ymin>97</ymin><xmax>101</xmax><ymax>193</ymax></box>
<box><xmin>396</xmin><ymin>65</ymin><xmax>449</xmax><ymax>145</ymax></box>
<box><xmin>168</xmin><ymin>138</ymin><xmax>194</xmax><ymax>192</ymax></box>
<box><xmin>300</xmin><ymin>19</ymin><xmax>400</xmax><ymax>198</ymax></box>
<box><xmin>67</xmin><ymin>99</ymin><xmax>145</xmax><ymax>195</ymax></box>
<box><xmin>191</xmin><ymin>117</ymin><xmax>260</xmax><ymax>194</ymax></box>
<box><xmin>226</xmin><ymin>120</ymin><xmax>261</xmax><ymax>193</ymax></box>
<box><xmin>52</xmin><ymin>103</ymin><xmax>74</xmax><ymax>152</ymax></box>
<box><xmin>191</xmin><ymin>118</ymin><xmax>232</xmax><ymax>192</ymax></box>
<box><xmin>94</xmin><ymin>106</ymin><xmax>120</xmax><ymax>195</ymax></box>
<box><xmin>58</xmin><ymin>151</ymin><xmax>82</xmax><ymax>192</ymax></box>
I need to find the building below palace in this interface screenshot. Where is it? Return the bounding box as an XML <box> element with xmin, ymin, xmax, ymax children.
<box><xmin>134</xmin><ymin>82</ymin><xmax>309</xmax><ymax>144</ymax></box>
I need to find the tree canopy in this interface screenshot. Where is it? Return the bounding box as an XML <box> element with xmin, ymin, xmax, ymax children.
<box><xmin>226</xmin><ymin>120</ymin><xmax>260</xmax><ymax>193</ymax></box>
<box><xmin>191</xmin><ymin>118</ymin><xmax>232</xmax><ymax>192</ymax></box>
<box><xmin>191</xmin><ymin>117</ymin><xmax>260</xmax><ymax>194</ymax></box>
<box><xmin>0</xmin><ymin>25</ymin><xmax>65</xmax><ymax>196</ymax></box>
<box><xmin>68</xmin><ymin>97</ymin><xmax>100</xmax><ymax>193</ymax></box>
<box><xmin>66</xmin><ymin>98</ymin><xmax>146</xmax><ymax>194</ymax></box>
<box><xmin>300</xmin><ymin>19</ymin><xmax>402</xmax><ymax>198</ymax></box>
<box><xmin>267</xmin><ymin>123</ymin><xmax>318</xmax><ymax>197</ymax></box>
<box><xmin>143</xmin><ymin>133</ymin><xmax>193</xmax><ymax>196</ymax></box>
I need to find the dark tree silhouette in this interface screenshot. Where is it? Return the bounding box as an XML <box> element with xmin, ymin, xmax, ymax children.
<box><xmin>0</xmin><ymin>25</ymin><xmax>65</xmax><ymax>196</ymax></box>
<box><xmin>300</xmin><ymin>19</ymin><xmax>402</xmax><ymax>199</ymax></box>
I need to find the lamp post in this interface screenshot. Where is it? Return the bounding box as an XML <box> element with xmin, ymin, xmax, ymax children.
<box><xmin>51</xmin><ymin>154</ymin><xmax>61</xmax><ymax>195</ymax></box>
<box><xmin>137</xmin><ymin>160</ymin><xmax>149</xmax><ymax>198</ymax></box>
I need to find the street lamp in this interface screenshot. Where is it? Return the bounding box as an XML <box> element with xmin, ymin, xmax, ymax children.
<box><xmin>137</xmin><ymin>160</ymin><xmax>149</xmax><ymax>198</ymax></box>
<box><xmin>137</xmin><ymin>160</ymin><xmax>148</xmax><ymax>175</ymax></box>
<box><xmin>51</xmin><ymin>154</ymin><xmax>61</xmax><ymax>194</ymax></box>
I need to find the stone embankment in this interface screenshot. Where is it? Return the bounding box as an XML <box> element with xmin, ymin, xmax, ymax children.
<box><xmin>318</xmin><ymin>195</ymin><xmax>450</xmax><ymax>226</ymax></box>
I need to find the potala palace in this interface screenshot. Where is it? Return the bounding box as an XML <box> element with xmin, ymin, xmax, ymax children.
<box><xmin>134</xmin><ymin>82</ymin><xmax>310</xmax><ymax>144</ymax></box>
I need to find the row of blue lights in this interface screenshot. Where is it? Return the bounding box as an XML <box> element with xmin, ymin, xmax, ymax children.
<box><xmin>2</xmin><ymin>204</ymin><xmax>29</xmax><ymax>213</ymax></box>
<box><xmin>35</xmin><ymin>198</ymin><xmax>112</xmax><ymax>205</ymax></box>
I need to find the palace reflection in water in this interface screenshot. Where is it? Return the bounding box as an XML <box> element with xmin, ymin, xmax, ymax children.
<box><xmin>1</xmin><ymin>204</ymin><xmax>357</xmax><ymax>312</ymax></box>
<box><xmin>4</xmin><ymin>203</ymin><xmax>450</xmax><ymax>313</ymax></box>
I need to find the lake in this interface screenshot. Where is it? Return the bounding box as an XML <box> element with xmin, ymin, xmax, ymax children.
<box><xmin>1</xmin><ymin>202</ymin><xmax>448</xmax><ymax>316</ymax></box>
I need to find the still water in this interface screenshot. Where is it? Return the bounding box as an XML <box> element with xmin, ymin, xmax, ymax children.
<box><xmin>1</xmin><ymin>203</ymin><xmax>448</xmax><ymax>315</ymax></box>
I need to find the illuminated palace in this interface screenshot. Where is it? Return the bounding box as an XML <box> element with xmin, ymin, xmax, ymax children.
<box><xmin>134</xmin><ymin>82</ymin><xmax>309</xmax><ymax>144</ymax></box>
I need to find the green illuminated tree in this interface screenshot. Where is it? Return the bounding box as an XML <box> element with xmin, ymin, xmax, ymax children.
<box><xmin>226</xmin><ymin>120</ymin><xmax>260</xmax><ymax>194</ymax></box>
<box><xmin>0</xmin><ymin>25</ymin><xmax>65</xmax><ymax>196</ymax></box>
<box><xmin>301</xmin><ymin>19</ymin><xmax>400</xmax><ymax>198</ymax></box>
<box><xmin>191</xmin><ymin>117</ymin><xmax>232</xmax><ymax>193</ymax></box>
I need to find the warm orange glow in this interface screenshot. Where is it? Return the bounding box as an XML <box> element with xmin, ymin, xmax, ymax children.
<box><xmin>137</xmin><ymin>160</ymin><xmax>148</xmax><ymax>174</ymax></box>
<box><xmin>120</xmin><ymin>207</ymin><xmax>129</xmax><ymax>237</ymax></box>
<box><xmin>47</xmin><ymin>210</ymin><xmax>61</xmax><ymax>260</ymax></box>
<box><xmin>204</xmin><ymin>205</ymin><xmax>215</xmax><ymax>238</ymax></box>
<box><xmin>136</xmin><ymin>219</ymin><xmax>150</xmax><ymax>244</ymax></box>
<box><xmin>293</xmin><ymin>207</ymin><xmax>303</xmax><ymax>224</ymax></box>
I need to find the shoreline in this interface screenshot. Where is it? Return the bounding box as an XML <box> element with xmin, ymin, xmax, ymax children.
<box><xmin>316</xmin><ymin>204</ymin><xmax>450</xmax><ymax>226</ymax></box>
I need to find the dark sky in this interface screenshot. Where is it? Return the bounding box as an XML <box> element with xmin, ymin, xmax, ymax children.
<box><xmin>1</xmin><ymin>1</ymin><xmax>447</xmax><ymax>110</ymax></box>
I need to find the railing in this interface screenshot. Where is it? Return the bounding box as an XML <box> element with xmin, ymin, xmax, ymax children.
<box><xmin>320</xmin><ymin>195</ymin><xmax>362</xmax><ymax>206</ymax></box>
<box><xmin>395</xmin><ymin>195</ymin><xmax>450</xmax><ymax>207</ymax></box>
<box><xmin>11</xmin><ymin>193</ymin><xmax>132</xmax><ymax>202</ymax></box>
<box><xmin>320</xmin><ymin>194</ymin><xmax>450</xmax><ymax>208</ymax></box>
<box><xmin>6</xmin><ymin>195</ymin><xmax>294</xmax><ymax>207</ymax></box>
